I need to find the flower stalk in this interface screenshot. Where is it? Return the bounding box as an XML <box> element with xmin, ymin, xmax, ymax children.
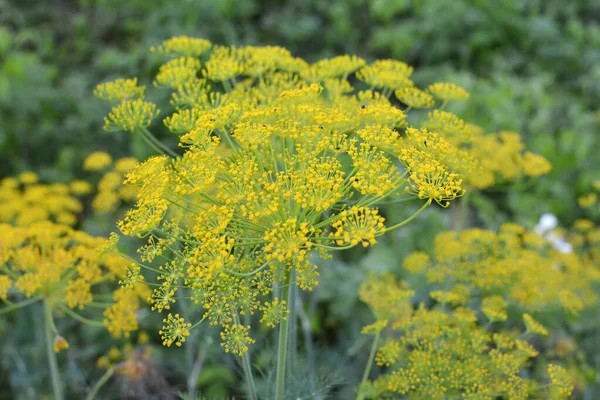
<box><xmin>275</xmin><ymin>268</ymin><xmax>293</xmax><ymax>400</ymax></box>
<box><xmin>43</xmin><ymin>300</ymin><xmax>64</xmax><ymax>400</ymax></box>
<box><xmin>356</xmin><ymin>330</ymin><xmax>381</xmax><ymax>400</ymax></box>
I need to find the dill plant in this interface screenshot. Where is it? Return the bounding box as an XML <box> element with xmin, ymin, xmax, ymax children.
<box><xmin>358</xmin><ymin>273</ymin><xmax>576</xmax><ymax>400</ymax></box>
<box><xmin>0</xmin><ymin>221</ymin><xmax>144</xmax><ymax>399</ymax></box>
<box><xmin>356</xmin><ymin>221</ymin><xmax>599</xmax><ymax>399</ymax></box>
<box><xmin>0</xmin><ymin>172</ymin><xmax>151</xmax><ymax>399</ymax></box>
<box><xmin>94</xmin><ymin>35</ymin><xmax>479</xmax><ymax>398</ymax></box>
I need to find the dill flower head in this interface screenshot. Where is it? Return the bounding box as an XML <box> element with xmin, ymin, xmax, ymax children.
<box><xmin>263</xmin><ymin>219</ymin><xmax>314</xmax><ymax>262</ymax></box>
<box><xmin>259</xmin><ymin>297</ymin><xmax>289</xmax><ymax>328</ymax></box>
<box><xmin>151</xmin><ymin>35</ymin><xmax>212</xmax><ymax>57</ymax></box>
<box><xmin>401</xmin><ymin>251</ymin><xmax>430</xmax><ymax>273</ymax></box>
<box><xmin>523</xmin><ymin>313</ymin><xmax>548</xmax><ymax>336</ymax></box>
<box><xmin>357</xmin><ymin>59</ymin><xmax>413</xmax><ymax>90</ymax></box>
<box><xmin>83</xmin><ymin>151</ymin><xmax>113</xmax><ymax>171</ymax></box>
<box><xmin>426</xmin><ymin>82</ymin><xmax>470</xmax><ymax>102</ymax></box>
<box><xmin>104</xmin><ymin>100</ymin><xmax>159</xmax><ymax>132</ymax></box>
<box><xmin>220</xmin><ymin>324</ymin><xmax>256</xmax><ymax>356</ymax></box>
<box><xmin>94</xmin><ymin>78</ymin><xmax>145</xmax><ymax>103</ymax></box>
<box><xmin>154</xmin><ymin>56</ymin><xmax>201</xmax><ymax>88</ymax></box>
<box><xmin>0</xmin><ymin>175</ymin><xmax>84</xmax><ymax>226</ymax></box>
<box><xmin>0</xmin><ymin>220</ymin><xmax>145</xmax><ymax>343</ymax></box>
<box><xmin>468</xmin><ymin>131</ymin><xmax>551</xmax><ymax>189</ymax></box>
<box><xmin>358</xmin><ymin>273</ymin><xmax>576</xmax><ymax>400</ymax></box>
<box><xmin>301</xmin><ymin>54</ymin><xmax>366</xmax><ymax>81</ymax></box>
<box><xmin>69</xmin><ymin>180</ymin><xmax>92</xmax><ymax>195</ymax></box>
<box><xmin>97</xmin><ymin>36</ymin><xmax>543</xmax><ymax>355</ymax></box>
<box><xmin>159</xmin><ymin>313</ymin><xmax>191</xmax><ymax>347</ymax></box>
<box><xmin>407</xmin><ymin>226</ymin><xmax>597</xmax><ymax>317</ymax></box>
<box><xmin>395</xmin><ymin>87</ymin><xmax>435</xmax><ymax>109</ymax></box>
<box><xmin>548</xmin><ymin>364</ymin><xmax>574</xmax><ymax>399</ymax></box>
<box><xmin>330</xmin><ymin>207</ymin><xmax>385</xmax><ymax>247</ymax></box>
<box><xmin>522</xmin><ymin>151</ymin><xmax>552</xmax><ymax>176</ymax></box>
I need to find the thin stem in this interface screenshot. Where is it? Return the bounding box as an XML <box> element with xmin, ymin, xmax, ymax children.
<box><xmin>0</xmin><ymin>296</ymin><xmax>42</xmax><ymax>315</ymax></box>
<box><xmin>232</xmin><ymin>313</ymin><xmax>257</xmax><ymax>400</ymax></box>
<box><xmin>220</xmin><ymin>127</ymin><xmax>238</xmax><ymax>151</ymax></box>
<box><xmin>187</xmin><ymin>348</ymin><xmax>205</xmax><ymax>398</ymax></box>
<box><xmin>241</xmin><ymin>349</ymin><xmax>258</xmax><ymax>400</ymax></box>
<box><xmin>296</xmin><ymin>292</ymin><xmax>316</xmax><ymax>385</ymax></box>
<box><xmin>44</xmin><ymin>300</ymin><xmax>64</xmax><ymax>400</ymax></box>
<box><xmin>116</xmin><ymin>252</ymin><xmax>162</xmax><ymax>274</ymax></box>
<box><xmin>86</xmin><ymin>366</ymin><xmax>115</xmax><ymax>400</ymax></box>
<box><xmin>59</xmin><ymin>305</ymin><xmax>105</xmax><ymax>327</ymax></box>
<box><xmin>190</xmin><ymin>316</ymin><xmax>207</xmax><ymax>330</ymax></box>
<box><xmin>275</xmin><ymin>268</ymin><xmax>293</xmax><ymax>400</ymax></box>
<box><xmin>84</xmin><ymin>301</ymin><xmax>113</xmax><ymax>309</ymax></box>
<box><xmin>313</xmin><ymin>243</ymin><xmax>356</xmax><ymax>251</ymax></box>
<box><xmin>288</xmin><ymin>271</ymin><xmax>298</xmax><ymax>374</ymax></box>
<box><xmin>356</xmin><ymin>331</ymin><xmax>381</xmax><ymax>400</ymax></box>
<box><xmin>136</xmin><ymin>128</ymin><xmax>169</xmax><ymax>156</ymax></box>
<box><xmin>140</xmin><ymin>127</ymin><xmax>180</xmax><ymax>158</ymax></box>
<box><xmin>224</xmin><ymin>261</ymin><xmax>269</xmax><ymax>278</ymax></box>
<box><xmin>384</xmin><ymin>199</ymin><xmax>431</xmax><ymax>232</ymax></box>
<box><xmin>165</xmin><ymin>196</ymin><xmax>201</xmax><ymax>216</ymax></box>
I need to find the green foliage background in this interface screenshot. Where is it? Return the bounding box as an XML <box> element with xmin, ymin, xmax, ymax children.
<box><xmin>1</xmin><ymin>0</ymin><xmax>599</xmax><ymax>398</ymax></box>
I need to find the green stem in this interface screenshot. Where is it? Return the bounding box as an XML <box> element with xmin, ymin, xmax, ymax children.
<box><xmin>140</xmin><ymin>127</ymin><xmax>180</xmax><ymax>158</ymax></box>
<box><xmin>44</xmin><ymin>300</ymin><xmax>64</xmax><ymax>400</ymax></box>
<box><xmin>241</xmin><ymin>349</ymin><xmax>258</xmax><ymax>400</ymax></box>
<box><xmin>224</xmin><ymin>261</ymin><xmax>269</xmax><ymax>278</ymax></box>
<box><xmin>136</xmin><ymin>128</ymin><xmax>169</xmax><ymax>156</ymax></box>
<box><xmin>0</xmin><ymin>296</ymin><xmax>42</xmax><ymax>315</ymax></box>
<box><xmin>384</xmin><ymin>199</ymin><xmax>431</xmax><ymax>232</ymax></box>
<box><xmin>190</xmin><ymin>316</ymin><xmax>207</xmax><ymax>330</ymax></box>
<box><xmin>288</xmin><ymin>270</ymin><xmax>298</xmax><ymax>375</ymax></box>
<box><xmin>59</xmin><ymin>305</ymin><xmax>105</xmax><ymax>327</ymax></box>
<box><xmin>275</xmin><ymin>268</ymin><xmax>293</xmax><ymax>400</ymax></box>
<box><xmin>356</xmin><ymin>331</ymin><xmax>381</xmax><ymax>400</ymax></box>
<box><xmin>86</xmin><ymin>367</ymin><xmax>115</xmax><ymax>400</ymax></box>
<box><xmin>232</xmin><ymin>313</ymin><xmax>257</xmax><ymax>400</ymax></box>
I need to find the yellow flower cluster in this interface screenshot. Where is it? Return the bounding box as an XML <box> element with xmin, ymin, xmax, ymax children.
<box><xmin>548</xmin><ymin>364</ymin><xmax>574</xmax><ymax>399</ymax></box>
<box><xmin>427</xmin><ymin>82</ymin><xmax>470</xmax><ymax>102</ymax></box>
<box><xmin>150</xmin><ymin>35</ymin><xmax>212</xmax><ymax>57</ymax></box>
<box><xmin>577</xmin><ymin>179</ymin><xmax>600</xmax><ymax>212</ymax></box>
<box><xmin>408</xmin><ymin>106</ymin><xmax>552</xmax><ymax>190</ymax></box>
<box><xmin>94</xmin><ymin>78</ymin><xmax>145</xmax><ymax>103</ymax></box>
<box><xmin>82</xmin><ymin>152</ymin><xmax>139</xmax><ymax>213</ymax></box>
<box><xmin>0</xmin><ymin>221</ymin><xmax>147</xmax><ymax>344</ymax></box>
<box><xmin>358</xmin><ymin>274</ymin><xmax>575</xmax><ymax>400</ymax></box>
<box><xmin>95</xmin><ymin>74</ymin><xmax>161</xmax><ymax>133</ymax></box>
<box><xmin>0</xmin><ymin>173</ymin><xmax>84</xmax><ymax>226</ymax></box>
<box><xmin>103</xmin><ymin>99</ymin><xmax>159</xmax><ymax>132</ymax></box>
<box><xmin>468</xmin><ymin>131</ymin><xmax>552</xmax><ymax>189</ymax></box>
<box><xmin>95</xmin><ymin>36</ymin><xmax>545</xmax><ymax>354</ymax></box>
<box><xmin>404</xmin><ymin>225</ymin><xmax>598</xmax><ymax>315</ymax></box>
